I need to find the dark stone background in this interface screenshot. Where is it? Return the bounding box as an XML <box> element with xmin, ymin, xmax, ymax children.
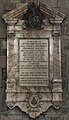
<box><xmin>0</xmin><ymin>0</ymin><xmax>69</xmax><ymax>120</ymax></box>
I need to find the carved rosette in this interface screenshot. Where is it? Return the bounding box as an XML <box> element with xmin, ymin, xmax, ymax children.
<box><xmin>2</xmin><ymin>2</ymin><xmax>65</xmax><ymax>118</ymax></box>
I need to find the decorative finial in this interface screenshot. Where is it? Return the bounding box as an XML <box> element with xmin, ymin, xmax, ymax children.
<box><xmin>35</xmin><ymin>0</ymin><xmax>39</xmax><ymax>6</ymax></box>
<box><xmin>27</xmin><ymin>0</ymin><xmax>39</xmax><ymax>6</ymax></box>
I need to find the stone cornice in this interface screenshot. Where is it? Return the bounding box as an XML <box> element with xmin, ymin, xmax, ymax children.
<box><xmin>2</xmin><ymin>2</ymin><xmax>65</xmax><ymax>24</ymax></box>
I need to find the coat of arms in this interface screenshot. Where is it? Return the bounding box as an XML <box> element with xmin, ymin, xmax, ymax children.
<box><xmin>23</xmin><ymin>2</ymin><xmax>45</xmax><ymax>29</ymax></box>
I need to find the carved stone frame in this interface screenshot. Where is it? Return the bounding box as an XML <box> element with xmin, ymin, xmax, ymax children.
<box><xmin>2</xmin><ymin>2</ymin><xmax>65</xmax><ymax>118</ymax></box>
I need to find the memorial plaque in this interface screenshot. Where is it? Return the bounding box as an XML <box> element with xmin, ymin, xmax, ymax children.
<box><xmin>19</xmin><ymin>38</ymin><xmax>49</xmax><ymax>86</ymax></box>
<box><xmin>3</xmin><ymin>1</ymin><xmax>64</xmax><ymax>117</ymax></box>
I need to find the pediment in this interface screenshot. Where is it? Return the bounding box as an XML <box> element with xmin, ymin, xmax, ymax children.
<box><xmin>2</xmin><ymin>2</ymin><xmax>65</xmax><ymax>24</ymax></box>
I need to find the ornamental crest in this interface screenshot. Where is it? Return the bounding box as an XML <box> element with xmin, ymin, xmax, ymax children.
<box><xmin>23</xmin><ymin>2</ymin><xmax>45</xmax><ymax>29</ymax></box>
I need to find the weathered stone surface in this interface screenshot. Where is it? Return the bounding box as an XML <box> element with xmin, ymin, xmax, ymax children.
<box><xmin>2</xmin><ymin>1</ymin><xmax>64</xmax><ymax>118</ymax></box>
<box><xmin>0</xmin><ymin>0</ymin><xmax>69</xmax><ymax>120</ymax></box>
<box><xmin>40</xmin><ymin>0</ymin><xmax>57</xmax><ymax>7</ymax></box>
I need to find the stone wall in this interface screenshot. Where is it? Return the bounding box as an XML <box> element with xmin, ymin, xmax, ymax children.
<box><xmin>0</xmin><ymin>0</ymin><xmax>69</xmax><ymax>120</ymax></box>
